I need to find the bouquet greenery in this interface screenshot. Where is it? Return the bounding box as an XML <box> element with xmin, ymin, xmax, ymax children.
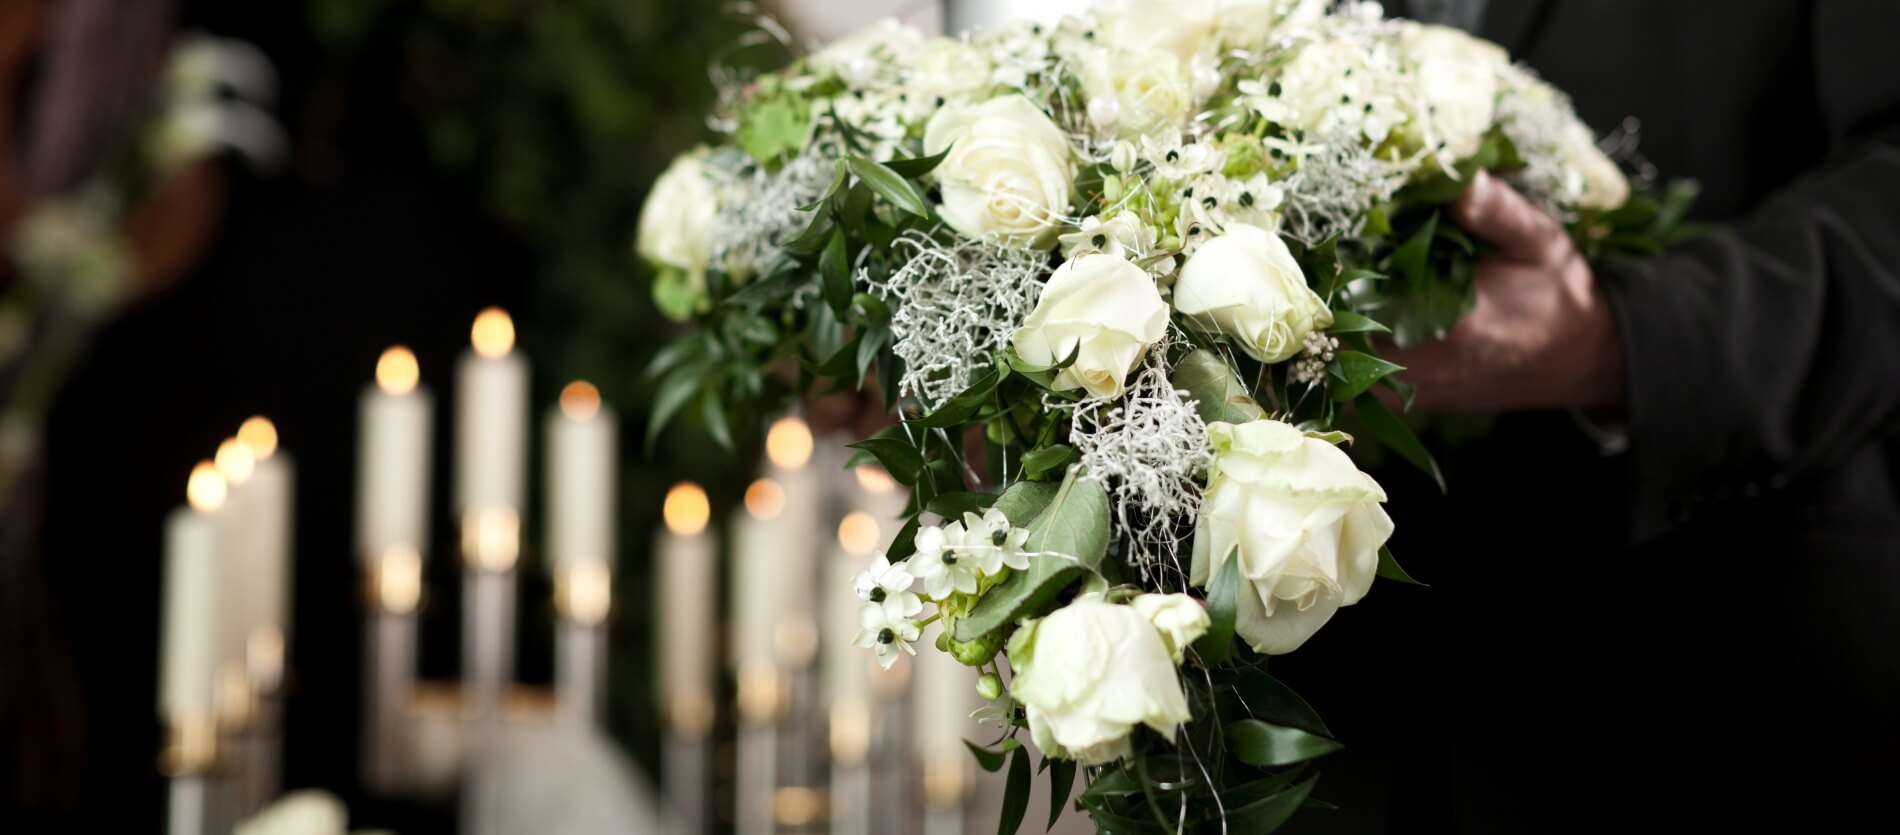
<box><xmin>638</xmin><ymin>1</ymin><xmax>1694</xmax><ymax>830</ymax></box>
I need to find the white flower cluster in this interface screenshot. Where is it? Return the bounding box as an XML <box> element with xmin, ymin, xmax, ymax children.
<box><xmin>850</xmin><ymin>509</ymin><xmax>1029</xmax><ymax>668</ymax></box>
<box><xmin>641</xmin><ymin>0</ymin><xmax>1641</xmax><ymax>772</ymax></box>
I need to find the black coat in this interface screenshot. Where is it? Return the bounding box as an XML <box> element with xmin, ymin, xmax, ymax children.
<box><xmin>1277</xmin><ymin>2</ymin><xmax>1900</xmax><ymax>832</ymax></box>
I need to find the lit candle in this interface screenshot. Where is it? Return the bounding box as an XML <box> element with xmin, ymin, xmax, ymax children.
<box><xmin>161</xmin><ymin>462</ymin><xmax>225</xmax><ymax>768</ymax></box>
<box><xmin>548</xmin><ymin>380</ymin><xmax>616</xmax><ymax>578</ymax></box>
<box><xmin>456</xmin><ymin>307</ymin><xmax>528</xmax><ymax>570</ymax></box>
<box><xmin>213</xmin><ymin>437</ymin><xmax>256</xmax><ymax>674</ymax></box>
<box><xmin>357</xmin><ymin>346</ymin><xmax>433</xmax><ymax>569</ymax></box>
<box><xmin>457</xmin><ymin>308</ymin><xmax>529</xmax><ymax>718</ymax></box>
<box><xmin>236</xmin><ymin>416</ymin><xmax>293</xmax><ymax>693</ymax></box>
<box><xmin>765</xmin><ymin>416</ymin><xmax>823</xmax><ymax>668</ymax></box>
<box><xmin>656</xmin><ymin>481</ymin><xmax>715</xmax><ymax>735</ymax></box>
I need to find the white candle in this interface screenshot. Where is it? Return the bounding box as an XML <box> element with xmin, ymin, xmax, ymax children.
<box><xmin>729</xmin><ymin>477</ymin><xmax>786</xmax><ymax>672</ymax></box>
<box><xmin>765</xmin><ymin>416</ymin><xmax>823</xmax><ymax>668</ymax></box>
<box><xmin>238</xmin><ymin>416</ymin><xmax>294</xmax><ymax>692</ymax></box>
<box><xmin>548</xmin><ymin>380</ymin><xmax>616</xmax><ymax>570</ymax></box>
<box><xmin>656</xmin><ymin>482</ymin><xmax>716</xmax><ymax>733</ymax></box>
<box><xmin>162</xmin><ymin>462</ymin><xmax>225</xmax><ymax>719</ymax></box>
<box><xmin>213</xmin><ymin>437</ymin><xmax>256</xmax><ymax>676</ymax></box>
<box><xmin>357</xmin><ymin>347</ymin><xmax>433</xmax><ymax>566</ymax></box>
<box><xmin>455</xmin><ymin>307</ymin><xmax>529</xmax><ymax>569</ymax></box>
<box><xmin>915</xmin><ymin>635</ymin><xmax>980</xmax><ymax>810</ymax></box>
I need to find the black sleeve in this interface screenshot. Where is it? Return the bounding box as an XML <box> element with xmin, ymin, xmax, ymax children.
<box><xmin>1597</xmin><ymin>0</ymin><xmax>1900</xmax><ymax>541</ymax></box>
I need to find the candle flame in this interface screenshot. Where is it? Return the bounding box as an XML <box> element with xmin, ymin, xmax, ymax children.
<box><xmin>854</xmin><ymin>467</ymin><xmax>897</xmax><ymax>494</ymax></box>
<box><xmin>745</xmin><ymin>478</ymin><xmax>785</xmax><ymax>520</ymax></box>
<box><xmin>376</xmin><ymin>347</ymin><xmax>420</xmax><ymax>395</ymax></box>
<box><xmin>765</xmin><ymin>416</ymin><xmax>813</xmax><ymax>470</ymax></box>
<box><xmin>237</xmin><ymin>416</ymin><xmax>278</xmax><ymax>460</ymax></box>
<box><xmin>377</xmin><ymin>546</ymin><xmax>423</xmax><ymax>614</ymax></box>
<box><xmin>838</xmin><ymin>511</ymin><xmax>879</xmax><ymax>556</ymax></box>
<box><xmin>470</xmin><ymin>307</ymin><xmax>515</xmax><ymax>358</ymax></box>
<box><xmin>558</xmin><ymin>559</ymin><xmax>612</xmax><ymax>625</ymax></box>
<box><xmin>214</xmin><ymin>437</ymin><xmax>255</xmax><ymax>485</ymax></box>
<box><xmin>187</xmin><ymin>461</ymin><xmax>227</xmax><ymax>512</ymax></box>
<box><xmin>663</xmin><ymin>482</ymin><xmax>710</xmax><ymax>536</ymax></box>
<box><xmin>559</xmin><ymin>380</ymin><xmax>601</xmax><ymax>421</ymax></box>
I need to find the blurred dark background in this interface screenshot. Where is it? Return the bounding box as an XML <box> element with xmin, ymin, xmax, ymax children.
<box><xmin>4</xmin><ymin>0</ymin><xmax>760</xmax><ymax>830</ymax></box>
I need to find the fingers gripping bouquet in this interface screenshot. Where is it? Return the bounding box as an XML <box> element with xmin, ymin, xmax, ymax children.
<box><xmin>639</xmin><ymin>0</ymin><xmax>1692</xmax><ymax>830</ymax></box>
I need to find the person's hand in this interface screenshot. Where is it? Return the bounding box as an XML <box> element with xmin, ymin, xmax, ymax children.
<box><xmin>1381</xmin><ymin>171</ymin><xmax>1625</xmax><ymax>413</ymax></box>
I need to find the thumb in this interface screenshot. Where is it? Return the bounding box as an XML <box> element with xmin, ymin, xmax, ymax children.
<box><xmin>1450</xmin><ymin>171</ymin><xmax>1563</xmax><ymax>263</ymax></box>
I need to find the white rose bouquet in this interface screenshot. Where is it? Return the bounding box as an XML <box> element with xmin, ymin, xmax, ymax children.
<box><xmin>637</xmin><ymin>1</ymin><xmax>1698</xmax><ymax>831</ymax></box>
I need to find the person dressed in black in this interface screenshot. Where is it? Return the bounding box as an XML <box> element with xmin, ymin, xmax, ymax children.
<box><xmin>1277</xmin><ymin>2</ymin><xmax>1900</xmax><ymax>832</ymax></box>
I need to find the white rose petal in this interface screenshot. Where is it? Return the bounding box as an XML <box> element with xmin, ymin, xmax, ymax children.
<box><xmin>1190</xmin><ymin>419</ymin><xmax>1394</xmax><ymax>655</ymax></box>
<box><xmin>925</xmin><ymin>95</ymin><xmax>1076</xmax><ymax>247</ymax></box>
<box><xmin>1175</xmin><ymin>224</ymin><xmax>1332</xmax><ymax>363</ymax></box>
<box><xmin>1010</xmin><ymin>253</ymin><xmax>1169</xmax><ymax>400</ymax></box>
<box><xmin>1008</xmin><ymin>598</ymin><xmax>1193</xmax><ymax>765</ymax></box>
<box><xmin>1130</xmin><ymin>593</ymin><xmax>1212</xmax><ymax>663</ymax></box>
<box><xmin>636</xmin><ymin>152</ymin><xmax>717</xmax><ymax>285</ymax></box>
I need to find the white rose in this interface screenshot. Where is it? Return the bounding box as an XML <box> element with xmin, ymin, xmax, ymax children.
<box><xmin>235</xmin><ymin>790</ymin><xmax>347</xmax><ymax>835</ymax></box>
<box><xmin>1190</xmin><ymin>419</ymin><xmax>1393</xmax><ymax>655</ymax></box>
<box><xmin>1010</xmin><ymin>253</ymin><xmax>1168</xmax><ymax>400</ymax></box>
<box><xmin>636</xmin><ymin>152</ymin><xmax>716</xmax><ymax>286</ymax></box>
<box><xmin>1079</xmin><ymin>47</ymin><xmax>1194</xmax><ymax>139</ymax></box>
<box><xmin>811</xmin><ymin>19</ymin><xmax>925</xmax><ymax>88</ymax></box>
<box><xmin>1174</xmin><ymin>224</ymin><xmax>1331</xmax><ymax>363</ymax></box>
<box><xmin>1130</xmin><ymin>593</ymin><xmax>1211</xmax><ymax>663</ymax></box>
<box><xmin>1008</xmin><ymin>597</ymin><xmax>1193</xmax><ymax>765</ymax></box>
<box><xmin>924</xmin><ymin>95</ymin><xmax>1076</xmax><ymax>247</ymax></box>
<box><xmin>1401</xmin><ymin>22</ymin><xmax>1508</xmax><ymax>162</ymax></box>
<box><xmin>1569</xmin><ymin>124</ymin><xmax>1630</xmax><ymax>210</ymax></box>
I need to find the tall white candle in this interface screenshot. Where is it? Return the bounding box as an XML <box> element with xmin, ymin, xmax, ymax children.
<box><xmin>238</xmin><ymin>416</ymin><xmax>294</xmax><ymax>692</ymax></box>
<box><xmin>915</xmin><ymin>635</ymin><xmax>980</xmax><ymax>811</ymax></box>
<box><xmin>162</xmin><ymin>462</ymin><xmax>225</xmax><ymax>720</ymax></box>
<box><xmin>548</xmin><ymin>380</ymin><xmax>616</xmax><ymax>570</ymax></box>
<box><xmin>357</xmin><ymin>347</ymin><xmax>433</xmax><ymax>567</ymax></box>
<box><xmin>455</xmin><ymin>307</ymin><xmax>529</xmax><ymax>566</ymax></box>
<box><xmin>656</xmin><ymin>482</ymin><xmax>716</xmax><ymax>733</ymax></box>
<box><xmin>213</xmin><ymin>437</ymin><xmax>256</xmax><ymax>678</ymax></box>
<box><xmin>765</xmin><ymin>416</ymin><xmax>823</xmax><ymax>668</ymax></box>
<box><xmin>457</xmin><ymin>308</ymin><xmax>528</xmax><ymax>719</ymax></box>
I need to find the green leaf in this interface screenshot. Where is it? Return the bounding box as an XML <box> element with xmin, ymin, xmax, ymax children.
<box><xmin>888</xmin><ymin>514</ymin><xmax>922</xmax><ymax>559</ymax></box>
<box><xmin>1353</xmin><ymin>393</ymin><xmax>1445</xmax><ymax>492</ymax></box>
<box><xmin>991</xmin><ymin>480</ymin><xmax>1060</xmax><ymax>526</ymax></box>
<box><xmin>1388</xmin><ymin>211</ymin><xmax>1439</xmax><ymax>287</ymax></box>
<box><xmin>1377</xmin><ymin>545</ymin><xmax>1425</xmax><ymax>585</ymax></box>
<box><xmin>1223</xmin><ymin>775</ymin><xmax>1320</xmax><ymax>833</ymax></box>
<box><xmin>737</xmin><ymin>98</ymin><xmax>812</xmax><ymax>164</ymax></box>
<box><xmin>1020</xmin><ymin>445</ymin><xmax>1077</xmax><ymax>479</ymax></box>
<box><xmin>997</xmin><ymin>747</ymin><xmax>1032</xmax><ymax>835</ymax></box>
<box><xmin>955</xmin><ymin>468</ymin><xmax>1109</xmax><ymax>642</ymax></box>
<box><xmin>1228</xmin><ymin>719</ymin><xmax>1344</xmax><ymax>767</ymax></box>
<box><xmin>925</xmin><ymin>491</ymin><xmax>997</xmax><ymax>520</ymax></box>
<box><xmin>1171</xmin><ymin>349</ymin><xmax>1266</xmax><ymax>426</ymax></box>
<box><xmin>697</xmin><ymin>388</ymin><xmax>733</xmax><ymax>451</ymax></box>
<box><xmin>855</xmin><ymin>321</ymin><xmax>888</xmax><ymax>383</ymax></box>
<box><xmin>847</xmin><ymin>437</ymin><xmax>925</xmax><ymax>485</ymax></box>
<box><xmin>646</xmin><ymin>364</ymin><xmax>706</xmax><ymax>450</ymax></box>
<box><xmin>843</xmin><ymin>449</ymin><xmax>880</xmax><ymax>470</ymax></box>
<box><xmin>780</xmin><ymin>211</ymin><xmax>835</xmax><ymax>256</ymax></box>
<box><xmin>820</xmin><ymin>229</ymin><xmax>852</xmax><ymax>315</ymax></box>
<box><xmin>966</xmin><ymin>737</ymin><xmax>1020</xmax><ymax>772</ymax></box>
<box><xmin>1080</xmin><ymin>765</ymin><xmax>1141</xmax><ymax>800</ymax></box>
<box><xmin>1328</xmin><ymin>351</ymin><xmax>1405</xmax><ymax>402</ymax></box>
<box><xmin>847</xmin><ymin>155</ymin><xmax>931</xmax><ymax>218</ymax></box>
<box><xmin>1234</xmin><ymin>674</ymin><xmax>1331</xmax><ymax>738</ymax></box>
<box><xmin>1197</xmin><ymin>550</ymin><xmax>1240</xmax><ymax>664</ymax></box>
<box><xmin>1326</xmin><ymin>309</ymin><xmax>1390</xmax><ymax>335</ymax></box>
<box><xmin>915</xmin><ymin>366</ymin><xmax>1002</xmax><ymax>428</ymax></box>
<box><xmin>650</xmin><ymin>267</ymin><xmax>703</xmax><ymax>322</ymax></box>
<box><xmin>1046</xmin><ymin>758</ymin><xmax>1076</xmax><ymax>832</ymax></box>
<box><xmin>883</xmin><ymin>145</ymin><xmax>952</xmax><ymax>178</ymax></box>
<box><xmin>644</xmin><ymin>335</ymin><xmax>708</xmax><ymax>381</ymax></box>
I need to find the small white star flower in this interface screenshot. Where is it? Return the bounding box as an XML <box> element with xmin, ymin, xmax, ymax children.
<box><xmin>909</xmin><ymin>524</ymin><xmax>980</xmax><ymax>600</ymax></box>
<box><xmin>853</xmin><ymin>602</ymin><xmax>920</xmax><ymax>669</ymax></box>
<box><xmin>959</xmin><ymin>509</ymin><xmax>1031</xmax><ymax>574</ymax></box>
<box><xmin>852</xmin><ymin>553</ymin><xmax>922</xmax><ymax>622</ymax></box>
